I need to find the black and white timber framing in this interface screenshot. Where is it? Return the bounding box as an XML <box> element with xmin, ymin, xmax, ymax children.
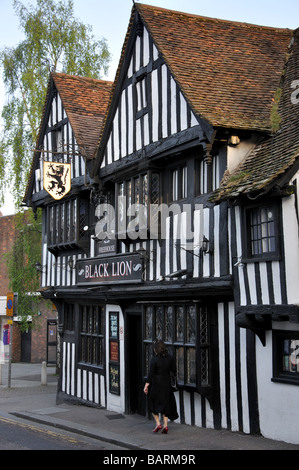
<box><xmin>24</xmin><ymin>5</ymin><xmax>299</xmax><ymax>445</ymax></box>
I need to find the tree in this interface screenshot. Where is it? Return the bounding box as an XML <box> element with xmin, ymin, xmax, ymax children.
<box><xmin>0</xmin><ymin>0</ymin><xmax>111</xmax><ymax>207</ymax></box>
<box><xmin>4</xmin><ymin>208</ymin><xmax>44</xmax><ymax>331</ymax></box>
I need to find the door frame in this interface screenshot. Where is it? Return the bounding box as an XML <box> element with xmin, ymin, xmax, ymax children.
<box><xmin>124</xmin><ymin>306</ymin><xmax>145</xmax><ymax>415</ymax></box>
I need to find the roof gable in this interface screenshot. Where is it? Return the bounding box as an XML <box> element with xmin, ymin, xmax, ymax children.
<box><xmin>24</xmin><ymin>73</ymin><xmax>113</xmax><ymax>204</ymax></box>
<box><xmin>211</xmin><ymin>29</ymin><xmax>299</xmax><ymax>201</ymax></box>
<box><xmin>51</xmin><ymin>73</ymin><xmax>113</xmax><ymax>159</ymax></box>
<box><xmin>136</xmin><ymin>3</ymin><xmax>293</xmax><ymax>132</ymax></box>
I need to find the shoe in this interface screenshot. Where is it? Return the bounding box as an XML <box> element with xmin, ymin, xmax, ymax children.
<box><xmin>153</xmin><ymin>424</ymin><xmax>162</xmax><ymax>433</ymax></box>
<box><xmin>162</xmin><ymin>426</ymin><xmax>168</xmax><ymax>434</ymax></box>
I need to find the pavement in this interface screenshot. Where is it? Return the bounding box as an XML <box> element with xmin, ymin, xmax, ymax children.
<box><xmin>0</xmin><ymin>362</ymin><xmax>298</xmax><ymax>452</ymax></box>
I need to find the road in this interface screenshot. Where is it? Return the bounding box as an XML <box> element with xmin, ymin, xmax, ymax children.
<box><xmin>0</xmin><ymin>414</ymin><xmax>126</xmax><ymax>450</ymax></box>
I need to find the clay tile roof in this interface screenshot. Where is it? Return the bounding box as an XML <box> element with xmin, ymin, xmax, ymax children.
<box><xmin>52</xmin><ymin>73</ymin><xmax>113</xmax><ymax>159</ymax></box>
<box><xmin>24</xmin><ymin>73</ymin><xmax>113</xmax><ymax>203</ymax></box>
<box><xmin>136</xmin><ymin>3</ymin><xmax>293</xmax><ymax>132</ymax></box>
<box><xmin>211</xmin><ymin>29</ymin><xmax>299</xmax><ymax>202</ymax></box>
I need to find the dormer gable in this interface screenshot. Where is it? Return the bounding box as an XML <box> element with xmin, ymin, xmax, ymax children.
<box><xmin>24</xmin><ymin>73</ymin><xmax>113</xmax><ymax>208</ymax></box>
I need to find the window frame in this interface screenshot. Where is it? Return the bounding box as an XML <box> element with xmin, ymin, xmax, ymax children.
<box><xmin>272</xmin><ymin>329</ymin><xmax>299</xmax><ymax>386</ymax></box>
<box><xmin>47</xmin><ymin>196</ymin><xmax>89</xmax><ymax>254</ymax></box>
<box><xmin>170</xmin><ymin>164</ymin><xmax>188</xmax><ymax>202</ymax></box>
<box><xmin>115</xmin><ymin>170</ymin><xmax>160</xmax><ymax>240</ymax></box>
<box><xmin>142</xmin><ymin>302</ymin><xmax>212</xmax><ymax>392</ymax></box>
<box><xmin>134</xmin><ymin>74</ymin><xmax>149</xmax><ymax>119</ymax></box>
<box><xmin>242</xmin><ymin>201</ymin><xmax>281</xmax><ymax>261</ymax></box>
<box><xmin>79</xmin><ymin>305</ymin><xmax>105</xmax><ymax>369</ymax></box>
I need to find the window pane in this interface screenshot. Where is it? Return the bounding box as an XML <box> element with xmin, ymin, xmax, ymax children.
<box><xmin>156</xmin><ymin>306</ymin><xmax>163</xmax><ymax>340</ymax></box>
<box><xmin>282</xmin><ymin>339</ymin><xmax>299</xmax><ymax>373</ymax></box>
<box><xmin>187</xmin><ymin>348</ymin><xmax>196</xmax><ymax>384</ymax></box>
<box><xmin>165</xmin><ymin>306</ymin><xmax>173</xmax><ymax>342</ymax></box>
<box><xmin>145</xmin><ymin>343</ymin><xmax>153</xmax><ymax>375</ymax></box>
<box><xmin>199</xmin><ymin>306</ymin><xmax>208</xmax><ymax>344</ymax></box>
<box><xmin>187</xmin><ymin>305</ymin><xmax>196</xmax><ymax>343</ymax></box>
<box><xmin>182</xmin><ymin>166</ymin><xmax>187</xmax><ymax>198</ymax></box>
<box><xmin>175</xmin><ymin>306</ymin><xmax>184</xmax><ymax>342</ymax></box>
<box><xmin>200</xmin><ymin>347</ymin><xmax>209</xmax><ymax>385</ymax></box>
<box><xmin>136</xmin><ymin>78</ymin><xmax>147</xmax><ymax>112</ymax></box>
<box><xmin>172</xmin><ymin>170</ymin><xmax>178</xmax><ymax>200</ymax></box>
<box><xmin>145</xmin><ymin>306</ymin><xmax>153</xmax><ymax>340</ymax></box>
<box><xmin>249</xmin><ymin>206</ymin><xmax>276</xmax><ymax>256</ymax></box>
<box><xmin>176</xmin><ymin>346</ymin><xmax>184</xmax><ymax>382</ymax></box>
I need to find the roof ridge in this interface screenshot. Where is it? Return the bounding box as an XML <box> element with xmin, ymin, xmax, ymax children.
<box><xmin>136</xmin><ymin>3</ymin><xmax>293</xmax><ymax>33</ymax></box>
<box><xmin>51</xmin><ymin>72</ymin><xmax>113</xmax><ymax>87</ymax></box>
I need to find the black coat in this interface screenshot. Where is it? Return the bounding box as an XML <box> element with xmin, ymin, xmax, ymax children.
<box><xmin>147</xmin><ymin>354</ymin><xmax>179</xmax><ymax>421</ymax></box>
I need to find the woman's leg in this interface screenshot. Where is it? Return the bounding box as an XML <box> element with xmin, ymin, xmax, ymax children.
<box><xmin>152</xmin><ymin>413</ymin><xmax>162</xmax><ymax>432</ymax></box>
<box><xmin>162</xmin><ymin>415</ymin><xmax>168</xmax><ymax>433</ymax></box>
<box><xmin>152</xmin><ymin>413</ymin><xmax>161</xmax><ymax>426</ymax></box>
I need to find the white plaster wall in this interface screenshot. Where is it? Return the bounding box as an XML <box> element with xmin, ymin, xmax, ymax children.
<box><xmin>256</xmin><ymin>331</ymin><xmax>299</xmax><ymax>445</ymax></box>
<box><xmin>227</xmin><ymin>137</ymin><xmax>257</xmax><ymax>173</ymax></box>
<box><xmin>282</xmin><ymin>190</ymin><xmax>299</xmax><ymax>305</ymax></box>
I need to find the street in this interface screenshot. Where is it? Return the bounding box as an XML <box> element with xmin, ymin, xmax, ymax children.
<box><xmin>0</xmin><ymin>414</ymin><xmax>126</xmax><ymax>450</ymax></box>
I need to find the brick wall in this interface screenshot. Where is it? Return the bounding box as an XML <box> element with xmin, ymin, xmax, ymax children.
<box><xmin>0</xmin><ymin>215</ymin><xmax>16</xmax><ymax>294</ymax></box>
<box><xmin>0</xmin><ymin>213</ymin><xmax>58</xmax><ymax>364</ymax></box>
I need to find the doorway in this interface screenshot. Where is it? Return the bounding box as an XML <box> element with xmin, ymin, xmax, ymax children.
<box><xmin>21</xmin><ymin>328</ymin><xmax>31</xmax><ymax>362</ymax></box>
<box><xmin>126</xmin><ymin>310</ymin><xmax>146</xmax><ymax>415</ymax></box>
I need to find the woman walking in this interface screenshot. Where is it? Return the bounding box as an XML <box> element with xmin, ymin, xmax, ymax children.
<box><xmin>143</xmin><ymin>340</ymin><xmax>179</xmax><ymax>434</ymax></box>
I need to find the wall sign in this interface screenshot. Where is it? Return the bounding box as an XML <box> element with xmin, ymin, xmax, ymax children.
<box><xmin>109</xmin><ymin>312</ymin><xmax>120</xmax><ymax>395</ymax></box>
<box><xmin>76</xmin><ymin>253</ymin><xmax>143</xmax><ymax>286</ymax></box>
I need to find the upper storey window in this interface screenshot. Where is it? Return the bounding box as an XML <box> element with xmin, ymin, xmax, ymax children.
<box><xmin>47</xmin><ymin>197</ymin><xmax>89</xmax><ymax>254</ymax></box>
<box><xmin>116</xmin><ymin>170</ymin><xmax>160</xmax><ymax>240</ymax></box>
<box><xmin>244</xmin><ymin>203</ymin><xmax>280</xmax><ymax>260</ymax></box>
<box><xmin>135</xmin><ymin>75</ymin><xmax>149</xmax><ymax>119</ymax></box>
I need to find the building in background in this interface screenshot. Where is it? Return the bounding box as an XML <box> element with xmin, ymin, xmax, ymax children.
<box><xmin>0</xmin><ymin>213</ymin><xmax>57</xmax><ymax>363</ymax></box>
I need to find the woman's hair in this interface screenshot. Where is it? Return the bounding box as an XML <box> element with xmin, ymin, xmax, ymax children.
<box><xmin>154</xmin><ymin>340</ymin><xmax>168</xmax><ymax>357</ymax></box>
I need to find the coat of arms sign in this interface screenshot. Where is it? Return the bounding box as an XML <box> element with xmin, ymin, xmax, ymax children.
<box><xmin>43</xmin><ymin>161</ymin><xmax>71</xmax><ymax>200</ymax></box>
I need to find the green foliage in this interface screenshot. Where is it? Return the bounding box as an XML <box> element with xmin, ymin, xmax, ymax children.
<box><xmin>0</xmin><ymin>0</ymin><xmax>111</xmax><ymax>207</ymax></box>
<box><xmin>4</xmin><ymin>208</ymin><xmax>43</xmax><ymax>331</ymax></box>
<box><xmin>270</xmin><ymin>88</ymin><xmax>282</xmax><ymax>133</ymax></box>
<box><xmin>4</xmin><ymin>209</ymin><xmax>41</xmax><ymax>331</ymax></box>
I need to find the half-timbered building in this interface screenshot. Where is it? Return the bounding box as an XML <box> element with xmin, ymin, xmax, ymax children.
<box><xmin>24</xmin><ymin>4</ymin><xmax>299</xmax><ymax>445</ymax></box>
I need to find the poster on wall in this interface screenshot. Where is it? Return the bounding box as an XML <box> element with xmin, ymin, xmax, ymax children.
<box><xmin>109</xmin><ymin>312</ymin><xmax>120</xmax><ymax>395</ymax></box>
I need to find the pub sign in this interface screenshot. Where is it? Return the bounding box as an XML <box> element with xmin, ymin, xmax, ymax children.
<box><xmin>76</xmin><ymin>253</ymin><xmax>143</xmax><ymax>286</ymax></box>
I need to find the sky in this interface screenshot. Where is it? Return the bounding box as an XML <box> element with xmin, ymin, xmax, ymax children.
<box><xmin>0</xmin><ymin>0</ymin><xmax>299</xmax><ymax>215</ymax></box>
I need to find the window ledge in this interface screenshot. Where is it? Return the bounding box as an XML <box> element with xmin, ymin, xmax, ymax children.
<box><xmin>271</xmin><ymin>377</ymin><xmax>299</xmax><ymax>386</ymax></box>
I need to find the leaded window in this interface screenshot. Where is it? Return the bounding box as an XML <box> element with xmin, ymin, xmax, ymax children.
<box><xmin>116</xmin><ymin>171</ymin><xmax>160</xmax><ymax>240</ymax></box>
<box><xmin>47</xmin><ymin>197</ymin><xmax>89</xmax><ymax>254</ymax></box>
<box><xmin>80</xmin><ymin>305</ymin><xmax>104</xmax><ymax>367</ymax></box>
<box><xmin>143</xmin><ymin>303</ymin><xmax>211</xmax><ymax>389</ymax></box>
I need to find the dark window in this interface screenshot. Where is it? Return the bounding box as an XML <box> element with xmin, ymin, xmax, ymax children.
<box><xmin>116</xmin><ymin>171</ymin><xmax>160</xmax><ymax>239</ymax></box>
<box><xmin>244</xmin><ymin>203</ymin><xmax>279</xmax><ymax>259</ymax></box>
<box><xmin>143</xmin><ymin>303</ymin><xmax>211</xmax><ymax>389</ymax></box>
<box><xmin>80</xmin><ymin>305</ymin><xmax>104</xmax><ymax>367</ymax></box>
<box><xmin>64</xmin><ymin>304</ymin><xmax>75</xmax><ymax>332</ymax></box>
<box><xmin>135</xmin><ymin>76</ymin><xmax>148</xmax><ymax>118</ymax></box>
<box><xmin>47</xmin><ymin>197</ymin><xmax>89</xmax><ymax>253</ymax></box>
<box><xmin>171</xmin><ymin>165</ymin><xmax>187</xmax><ymax>201</ymax></box>
<box><xmin>273</xmin><ymin>330</ymin><xmax>299</xmax><ymax>385</ymax></box>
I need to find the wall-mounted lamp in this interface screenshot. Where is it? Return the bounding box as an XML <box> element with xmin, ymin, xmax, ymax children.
<box><xmin>228</xmin><ymin>135</ymin><xmax>240</xmax><ymax>146</ymax></box>
<box><xmin>201</xmin><ymin>236</ymin><xmax>213</xmax><ymax>255</ymax></box>
<box><xmin>136</xmin><ymin>247</ymin><xmax>154</xmax><ymax>262</ymax></box>
<box><xmin>234</xmin><ymin>256</ymin><xmax>244</xmax><ymax>268</ymax></box>
<box><xmin>68</xmin><ymin>259</ymin><xmax>75</xmax><ymax>269</ymax></box>
<box><xmin>35</xmin><ymin>262</ymin><xmax>45</xmax><ymax>273</ymax></box>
